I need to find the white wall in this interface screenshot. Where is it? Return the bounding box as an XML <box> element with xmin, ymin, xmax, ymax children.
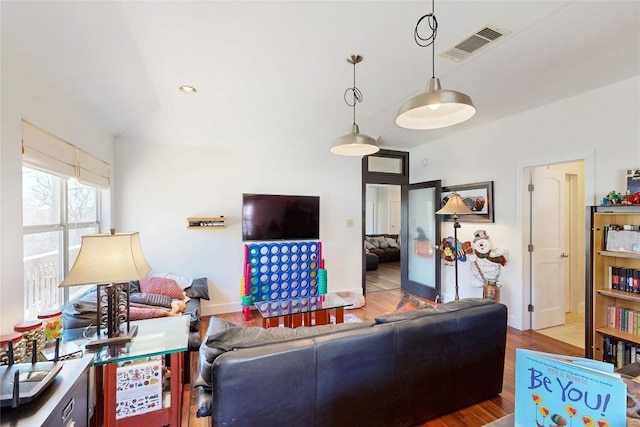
<box><xmin>375</xmin><ymin>187</ymin><xmax>389</xmax><ymax>233</ymax></box>
<box><xmin>365</xmin><ymin>184</ymin><xmax>401</xmax><ymax>234</ymax></box>
<box><xmin>114</xmin><ymin>139</ymin><xmax>363</xmax><ymax>315</ymax></box>
<box><xmin>409</xmin><ymin>76</ymin><xmax>640</xmax><ymax>329</ymax></box>
<box><xmin>365</xmin><ymin>185</ymin><xmax>377</xmax><ymax>234</ymax></box>
<box><xmin>0</xmin><ymin>45</ymin><xmax>115</xmax><ymax>333</ymax></box>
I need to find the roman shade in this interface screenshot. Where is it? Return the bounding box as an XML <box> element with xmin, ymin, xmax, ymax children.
<box><xmin>21</xmin><ymin>120</ymin><xmax>110</xmax><ymax>188</ymax></box>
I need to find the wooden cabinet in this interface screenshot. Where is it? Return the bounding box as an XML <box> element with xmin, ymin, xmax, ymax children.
<box><xmin>0</xmin><ymin>356</ymin><xmax>92</xmax><ymax>427</ymax></box>
<box><xmin>588</xmin><ymin>205</ymin><xmax>640</xmax><ymax>366</ymax></box>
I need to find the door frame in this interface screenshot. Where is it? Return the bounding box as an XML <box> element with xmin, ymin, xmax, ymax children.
<box><xmin>517</xmin><ymin>151</ymin><xmax>595</xmax><ymax>332</ymax></box>
<box><xmin>362</xmin><ymin>150</ymin><xmax>409</xmax><ymax>294</ymax></box>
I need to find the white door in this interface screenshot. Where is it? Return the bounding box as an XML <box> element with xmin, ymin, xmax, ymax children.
<box><xmin>532</xmin><ymin>166</ymin><xmax>568</xmax><ymax>330</ymax></box>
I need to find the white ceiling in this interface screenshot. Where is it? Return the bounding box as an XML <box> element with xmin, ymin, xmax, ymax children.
<box><xmin>2</xmin><ymin>1</ymin><xmax>639</xmax><ymax>151</ymax></box>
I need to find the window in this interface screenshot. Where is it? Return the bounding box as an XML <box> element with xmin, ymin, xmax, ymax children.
<box><xmin>22</xmin><ymin>168</ymin><xmax>100</xmax><ymax>319</ymax></box>
<box><xmin>21</xmin><ymin>120</ymin><xmax>109</xmax><ymax>318</ymax></box>
<box><xmin>362</xmin><ymin>150</ymin><xmax>409</xmax><ymax>185</ymax></box>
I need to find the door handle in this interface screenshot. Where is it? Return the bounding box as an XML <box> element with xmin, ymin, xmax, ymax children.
<box><xmin>560</xmin><ymin>253</ymin><xmax>569</xmax><ymax>258</ymax></box>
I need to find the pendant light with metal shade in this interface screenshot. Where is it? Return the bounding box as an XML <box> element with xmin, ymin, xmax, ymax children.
<box><xmin>331</xmin><ymin>55</ymin><xmax>379</xmax><ymax>156</ymax></box>
<box><xmin>396</xmin><ymin>0</ymin><xmax>476</xmax><ymax>130</ymax></box>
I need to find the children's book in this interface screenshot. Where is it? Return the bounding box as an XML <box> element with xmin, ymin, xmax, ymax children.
<box><xmin>515</xmin><ymin>349</ymin><xmax>626</xmax><ymax>427</ymax></box>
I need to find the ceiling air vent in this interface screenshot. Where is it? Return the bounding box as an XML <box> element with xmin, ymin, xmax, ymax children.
<box><xmin>440</xmin><ymin>24</ymin><xmax>510</xmax><ymax>62</ymax></box>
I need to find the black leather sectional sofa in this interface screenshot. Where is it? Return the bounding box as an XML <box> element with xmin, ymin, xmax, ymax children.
<box><xmin>195</xmin><ymin>298</ymin><xmax>507</xmax><ymax>426</ymax></box>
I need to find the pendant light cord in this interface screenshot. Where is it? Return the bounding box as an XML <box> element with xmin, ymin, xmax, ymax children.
<box><xmin>344</xmin><ymin>60</ymin><xmax>364</xmax><ymax>125</ymax></box>
<box><xmin>414</xmin><ymin>0</ymin><xmax>438</xmax><ymax>78</ymax></box>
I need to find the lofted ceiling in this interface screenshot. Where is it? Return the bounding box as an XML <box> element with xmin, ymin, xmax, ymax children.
<box><xmin>2</xmin><ymin>1</ymin><xmax>639</xmax><ymax>152</ymax></box>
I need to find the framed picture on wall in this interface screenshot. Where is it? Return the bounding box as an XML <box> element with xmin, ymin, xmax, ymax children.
<box><xmin>441</xmin><ymin>181</ymin><xmax>494</xmax><ymax>223</ymax></box>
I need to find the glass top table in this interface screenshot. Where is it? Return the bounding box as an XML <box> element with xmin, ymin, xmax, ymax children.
<box><xmin>254</xmin><ymin>293</ymin><xmax>352</xmax><ymax>328</ymax></box>
<box><xmin>91</xmin><ymin>315</ymin><xmax>190</xmax><ymax>365</ymax></box>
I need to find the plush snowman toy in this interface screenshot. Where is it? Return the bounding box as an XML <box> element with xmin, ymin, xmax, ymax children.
<box><xmin>467</xmin><ymin>230</ymin><xmax>507</xmax><ymax>288</ymax></box>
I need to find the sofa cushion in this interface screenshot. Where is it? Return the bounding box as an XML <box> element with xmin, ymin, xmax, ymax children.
<box><xmin>184</xmin><ymin>277</ymin><xmax>210</xmax><ymax>300</ymax></box>
<box><xmin>151</xmin><ymin>272</ymin><xmax>193</xmax><ymax>289</ymax></box>
<box><xmin>194</xmin><ymin>321</ymin><xmax>374</xmax><ymax>389</ymax></box>
<box><xmin>61</xmin><ymin>289</ymin><xmax>98</xmax><ymax>329</ymax></box>
<box><xmin>375</xmin><ymin>305</ymin><xmax>438</xmax><ymax>323</ymax></box>
<box><xmin>128</xmin><ymin>281</ymin><xmax>141</xmax><ymax>293</ymax></box>
<box><xmin>378</xmin><ymin>238</ymin><xmax>390</xmax><ymax>249</ymax></box>
<box><xmin>375</xmin><ymin>298</ymin><xmax>493</xmax><ymax>324</ymax></box>
<box><xmin>205</xmin><ymin>321</ymin><xmax>372</xmax><ymax>352</ymax></box>
<box><xmin>434</xmin><ymin>297</ymin><xmax>495</xmax><ymax>313</ymax></box>
<box><xmin>205</xmin><ymin>316</ymin><xmax>238</xmax><ymax>335</ymax></box>
<box><xmin>129</xmin><ymin>292</ymin><xmax>172</xmax><ymax>308</ymax></box>
<box><xmin>366</xmin><ymin>237</ymin><xmax>380</xmax><ymax>248</ymax></box>
<box><xmin>139</xmin><ymin>276</ymin><xmax>185</xmax><ymax>299</ymax></box>
<box><xmin>385</xmin><ymin>237</ymin><xmax>400</xmax><ymax>248</ymax></box>
<box><xmin>129</xmin><ymin>305</ymin><xmax>169</xmax><ymax>320</ymax></box>
<box><xmin>195</xmin><ymin>385</ymin><xmax>214</xmax><ymax>417</ymax></box>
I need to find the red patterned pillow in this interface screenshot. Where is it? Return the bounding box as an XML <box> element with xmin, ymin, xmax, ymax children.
<box><xmin>129</xmin><ymin>306</ymin><xmax>169</xmax><ymax>320</ymax></box>
<box><xmin>139</xmin><ymin>277</ymin><xmax>185</xmax><ymax>300</ymax></box>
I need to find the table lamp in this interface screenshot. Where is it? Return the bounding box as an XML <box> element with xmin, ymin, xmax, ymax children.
<box><xmin>436</xmin><ymin>193</ymin><xmax>473</xmax><ymax>300</ymax></box>
<box><xmin>60</xmin><ymin>230</ymin><xmax>151</xmax><ymax>346</ymax></box>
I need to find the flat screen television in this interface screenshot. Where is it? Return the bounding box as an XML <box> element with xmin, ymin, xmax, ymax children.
<box><xmin>242</xmin><ymin>193</ymin><xmax>320</xmax><ymax>241</ymax></box>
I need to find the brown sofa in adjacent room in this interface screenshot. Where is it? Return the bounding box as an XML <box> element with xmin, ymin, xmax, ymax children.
<box><xmin>365</xmin><ymin>234</ymin><xmax>400</xmax><ymax>267</ymax></box>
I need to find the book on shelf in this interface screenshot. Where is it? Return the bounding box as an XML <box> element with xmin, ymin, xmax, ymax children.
<box><xmin>515</xmin><ymin>349</ymin><xmax>627</xmax><ymax>427</ymax></box>
<box><xmin>603</xmin><ymin>336</ymin><xmax>640</xmax><ymax>368</ymax></box>
<box><xmin>606</xmin><ymin>266</ymin><xmax>640</xmax><ymax>294</ymax></box>
<box><xmin>606</xmin><ymin>305</ymin><xmax>640</xmax><ymax>335</ymax></box>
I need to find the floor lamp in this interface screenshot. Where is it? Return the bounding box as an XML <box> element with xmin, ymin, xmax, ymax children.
<box><xmin>436</xmin><ymin>194</ymin><xmax>473</xmax><ymax>300</ymax></box>
<box><xmin>60</xmin><ymin>230</ymin><xmax>151</xmax><ymax>347</ymax></box>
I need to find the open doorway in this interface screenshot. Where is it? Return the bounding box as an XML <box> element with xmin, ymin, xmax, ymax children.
<box><xmin>361</xmin><ymin>150</ymin><xmax>409</xmax><ymax>296</ymax></box>
<box><xmin>524</xmin><ymin>161</ymin><xmax>585</xmax><ymax>350</ymax></box>
<box><xmin>365</xmin><ymin>184</ymin><xmax>401</xmax><ymax>293</ymax></box>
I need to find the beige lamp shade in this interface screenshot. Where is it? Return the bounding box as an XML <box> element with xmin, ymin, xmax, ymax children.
<box><xmin>436</xmin><ymin>193</ymin><xmax>474</xmax><ymax>216</ymax></box>
<box><xmin>60</xmin><ymin>232</ymin><xmax>151</xmax><ymax>287</ymax></box>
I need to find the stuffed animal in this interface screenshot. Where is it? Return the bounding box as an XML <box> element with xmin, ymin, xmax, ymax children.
<box><xmin>440</xmin><ymin>236</ymin><xmax>467</xmax><ymax>266</ymax></box>
<box><xmin>467</xmin><ymin>230</ymin><xmax>507</xmax><ymax>288</ymax></box>
<box><xmin>168</xmin><ymin>300</ymin><xmax>187</xmax><ymax>315</ymax></box>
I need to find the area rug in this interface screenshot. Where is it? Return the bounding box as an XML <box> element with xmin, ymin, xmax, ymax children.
<box><xmin>330</xmin><ymin>313</ymin><xmax>363</xmax><ymax>323</ymax></box>
<box><xmin>336</xmin><ymin>291</ymin><xmax>366</xmax><ymax>309</ymax></box>
<box><xmin>343</xmin><ymin>313</ymin><xmax>363</xmax><ymax>323</ymax></box>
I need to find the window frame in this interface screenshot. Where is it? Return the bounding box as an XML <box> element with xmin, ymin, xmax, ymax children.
<box><xmin>22</xmin><ymin>166</ymin><xmax>101</xmax><ymax>317</ymax></box>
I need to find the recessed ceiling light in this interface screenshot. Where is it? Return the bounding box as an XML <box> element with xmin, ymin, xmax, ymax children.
<box><xmin>179</xmin><ymin>85</ymin><xmax>197</xmax><ymax>94</ymax></box>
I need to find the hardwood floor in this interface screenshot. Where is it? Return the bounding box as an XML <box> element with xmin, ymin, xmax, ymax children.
<box><xmin>183</xmin><ymin>289</ymin><xmax>583</xmax><ymax>426</ymax></box>
<box><xmin>366</xmin><ymin>261</ymin><xmax>401</xmax><ymax>292</ymax></box>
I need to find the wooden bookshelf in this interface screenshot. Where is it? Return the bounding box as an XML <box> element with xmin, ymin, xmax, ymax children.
<box><xmin>589</xmin><ymin>206</ymin><xmax>640</xmax><ymax>366</ymax></box>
